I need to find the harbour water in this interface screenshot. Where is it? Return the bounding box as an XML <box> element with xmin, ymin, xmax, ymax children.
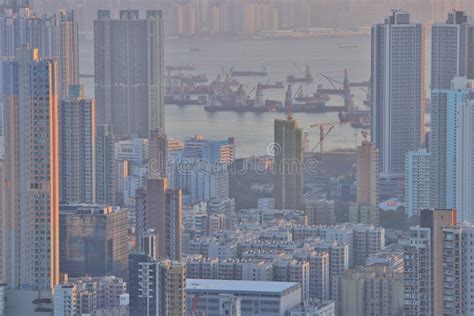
<box><xmin>80</xmin><ymin>35</ymin><xmax>372</xmax><ymax>157</ymax></box>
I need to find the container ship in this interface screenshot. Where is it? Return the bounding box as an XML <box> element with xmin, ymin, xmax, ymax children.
<box><xmin>261</xmin><ymin>81</ymin><xmax>285</xmax><ymax>89</ymax></box>
<box><xmin>287</xmin><ymin>65</ymin><xmax>314</xmax><ymax>83</ymax></box>
<box><xmin>205</xmin><ymin>83</ymin><xmax>281</xmax><ymax>112</ymax></box>
<box><xmin>231</xmin><ymin>66</ymin><xmax>268</xmax><ymax>77</ymax></box>
<box><xmin>338</xmin><ymin>110</ymin><xmax>370</xmax><ymax>122</ymax></box>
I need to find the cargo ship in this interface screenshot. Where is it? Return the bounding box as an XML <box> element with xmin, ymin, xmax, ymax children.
<box><xmin>281</xmin><ymin>101</ymin><xmax>326</xmax><ymax>113</ymax></box>
<box><xmin>294</xmin><ymin>87</ymin><xmax>330</xmax><ymax>102</ymax></box>
<box><xmin>231</xmin><ymin>66</ymin><xmax>268</xmax><ymax>77</ymax></box>
<box><xmin>261</xmin><ymin>81</ymin><xmax>285</xmax><ymax>89</ymax></box>
<box><xmin>287</xmin><ymin>65</ymin><xmax>314</xmax><ymax>83</ymax></box>
<box><xmin>165</xmin><ymin>95</ymin><xmax>207</xmax><ymax>106</ymax></box>
<box><xmin>338</xmin><ymin>110</ymin><xmax>370</xmax><ymax>122</ymax></box>
<box><xmin>205</xmin><ymin>83</ymin><xmax>281</xmax><ymax>112</ymax></box>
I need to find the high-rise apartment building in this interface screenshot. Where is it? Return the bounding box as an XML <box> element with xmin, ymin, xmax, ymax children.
<box><xmin>443</xmin><ymin>78</ymin><xmax>474</xmax><ymax>222</ymax></box>
<box><xmin>274</xmin><ymin>118</ymin><xmax>304</xmax><ymax>210</ymax></box>
<box><xmin>338</xmin><ymin>266</ymin><xmax>404</xmax><ymax>316</ymax></box>
<box><xmin>0</xmin><ymin>8</ymin><xmax>79</xmax><ymax>100</ymax></box>
<box><xmin>431</xmin><ymin>11</ymin><xmax>474</xmax><ymax>209</ymax></box>
<box><xmin>351</xmin><ymin>140</ymin><xmax>380</xmax><ymax>225</ymax></box>
<box><xmin>53</xmin><ymin>10</ymin><xmax>79</xmax><ymax>97</ymax></box>
<box><xmin>59</xmin><ymin>85</ymin><xmax>95</xmax><ymax>204</ymax></box>
<box><xmin>403</xmin><ymin>226</ymin><xmax>433</xmax><ymax>315</ymax></box>
<box><xmin>59</xmin><ymin>204</ymin><xmax>128</xmax><ymax>280</ymax></box>
<box><xmin>371</xmin><ymin>10</ymin><xmax>424</xmax><ymax>174</ymax></box>
<box><xmin>136</xmin><ymin>178</ymin><xmax>183</xmax><ymax>261</ymax></box>
<box><xmin>432</xmin><ymin>78</ymin><xmax>473</xmax><ymax>213</ymax></box>
<box><xmin>356</xmin><ymin>141</ymin><xmax>379</xmax><ymax>206</ymax></box>
<box><xmin>94</xmin><ymin>10</ymin><xmax>164</xmax><ymax>137</ymax></box>
<box><xmin>353</xmin><ymin>225</ymin><xmax>385</xmax><ymax>267</ymax></box>
<box><xmin>129</xmin><ymin>255</ymin><xmax>186</xmax><ymax>316</ymax></box>
<box><xmin>3</xmin><ymin>48</ymin><xmax>59</xmax><ymax>290</ymax></box>
<box><xmin>404</xmin><ymin>209</ymin><xmax>457</xmax><ymax>316</ymax></box>
<box><xmin>431</xmin><ymin>10</ymin><xmax>473</xmax><ymax>90</ymax></box>
<box><xmin>405</xmin><ymin>150</ymin><xmax>431</xmax><ymax>218</ymax></box>
<box><xmin>442</xmin><ymin>224</ymin><xmax>474</xmax><ymax>315</ymax></box>
<box><xmin>95</xmin><ymin>124</ymin><xmax>116</xmax><ymax>205</ymax></box>
<box><xmin>453</xmin><ymin>94</ymin><xmax>474</xmax><ymax>219</ymax></box>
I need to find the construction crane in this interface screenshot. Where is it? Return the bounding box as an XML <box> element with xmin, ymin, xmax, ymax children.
<box><xmin>310</xmin><ymin>120</ymin><xmax>351</xmax><ymax>154</ymax></box>
<box><xmin>284</xmin><ymin>84</ymin><xmax>304</xmax><ymax>120</ymax></box>
<box><xmin>310</xmin><ymin>122</ymin><xmax>337</xmax><ymax>154</ymax></box>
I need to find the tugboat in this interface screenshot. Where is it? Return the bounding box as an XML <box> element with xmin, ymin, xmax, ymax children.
<box><xmin>287</xmin><ymin>65</ymin><xmax>314</xmax><ymax>83</ymax></box>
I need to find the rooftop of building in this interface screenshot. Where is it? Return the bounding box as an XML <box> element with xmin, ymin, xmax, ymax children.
<box><xmin>186</xmin><ymin>279</ymin><xmax>300</xmax><ymax>294</ymax></box>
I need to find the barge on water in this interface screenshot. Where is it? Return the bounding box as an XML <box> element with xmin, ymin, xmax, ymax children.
<box><xmin>231</xmin><ymin>67</ymin><xmax>268</xmax><ymax>77</ymax></box>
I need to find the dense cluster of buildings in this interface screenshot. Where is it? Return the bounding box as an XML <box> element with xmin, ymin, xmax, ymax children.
<box><xmin>3</xmin><ymin>0</ymin><xmax>474</xmax><ymax>315</ymax></box>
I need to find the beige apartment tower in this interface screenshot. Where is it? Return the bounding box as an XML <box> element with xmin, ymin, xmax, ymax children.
<box><xmin>3</xmin><ymin>48</ymin><xmax>59</xmax><ymax>290</ymax></box>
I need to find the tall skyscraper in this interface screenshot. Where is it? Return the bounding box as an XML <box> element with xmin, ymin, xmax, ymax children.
<box><xmin>52</xmin><ymin>10</ymin><xmax>80</xmax><ymax>97</ymax></box>
<box><xmin>371</xmin><ymin>10</ymin><xmax>425</xmax><ymax>174</ymax></box>
<box><xmin>431</xmin><ymin>10</ymin><xmax>473</xmax><ymax>91</ymax></box>
<box><xmin>450</xmin><ymin>84</ymin><xmax>474</xmax><ymax>222</ymax></box>
<box><xmin>443</xmin><ymin>78</ymin><xmax>474</xmax><ymax>222</ymax></box>
<box><xmin>59</xmin><ymin>85</ymin><xmax>95</xmax><ymax>204</ymax></box>
<box><xmin>136</xmin><ymin>178</ymin><xmax>183</xmax><ymax>261</ymax></box>
<box><xmin>405</xmin><ymin>150</ymin><xmax>431</xmax><ymax>218</ymax></box>
<box><xmin>3</xmin><ymin>48</ymin><xmax>59</xmax><ymax>290</ymax></box>
<box><xmin>431</xmin><ymin>12</ymin><xmax>474</xmax><ymax>209</ymax></box>
<box><xmin>0</xmin><ymin>8</ymin><xmax>79</xmax><ymax>110</ymax></box>
<box><xmin>274</xmin><ymin>117</ymin><xmax>304</xmax><ymax>210</ymax></box>
<box><xmin>94</xmin><ymin>10</ymin><xmax>164</xmax><ymax>138</ymax></box>
<box><xmin>95</xmin><ymin>124</ymin><xmax>116</xmax><ymax>206</ymax></box>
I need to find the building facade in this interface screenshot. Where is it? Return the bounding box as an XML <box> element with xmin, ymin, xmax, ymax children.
<box><xmin>59</xmin><ymin>204</ymin><xmax>128</xmax><ymax>280</ymax></box>
<box><xmin>3</xmin><ymin>48</ymin><xmax>59</xmax><ymax>290</ymax></box>
<box><xmin>59</xmin><ymin>85</ymin><xmax>95</xmax><ymax>204</ymax></box>
<box><xmin>405</xmin><ymin>150</ymin><xmax>431</xmax><ymax>218</ymax></box>
<box><xmin>94</xmin><ymin>10</ymin><xmax>164</xmax><ymax>137</ymax></box>
<box><xmin>371</xmin><ymin>10</ymin><xmax>424</xmax><ymax>174</ymax></box>
<box><xmin>274</xmin><ymin>118</ymin><xmax>304</xmax><ymax>210</ymax></box>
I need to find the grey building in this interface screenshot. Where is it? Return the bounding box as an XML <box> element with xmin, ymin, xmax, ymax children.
<box><xmin>94</xmin><ymin>9</ymin><xmax>164</xmax><ymax>138</ymax></box>
<box><xmin>371</xmin><ymin>10</ymin><xmax>424</xmax><ymax>174</ymax></box>
<box><xmin>430</xmin><ymin>11</ymin><xmax>474</xmax><ymax>209</ymax></box>
<box><xmin>59</xmin><ymin>85</ymin><xmax>95</xmax><ymax>204</ymax></box>
<box><xmin>0</xmin><ymin>7</ymin><xmax>79</xmax><ymax>134</ymax></box>
<box><xmin>431</xmin><ymin>10</ymin><xmax>473</xmax><ymax>91</ymax></box>
<box><xmin>274</xmin><ymin>118</ymin><xmax>304</xmax><ymax>211</ymax></box>
<box><xmin>95</xmin><ymin>124</ymin><xmax>116</xmax><ymax>205</ymax></box>
<box><xmin>59</xmin><ymin>204</ymin><xmax>128</xmax><ymax>280</ymax></box>
<box><xmin>136</xmin><ymin>178</ymin><xmax>183</xmax><ymax>261</ymax></box>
